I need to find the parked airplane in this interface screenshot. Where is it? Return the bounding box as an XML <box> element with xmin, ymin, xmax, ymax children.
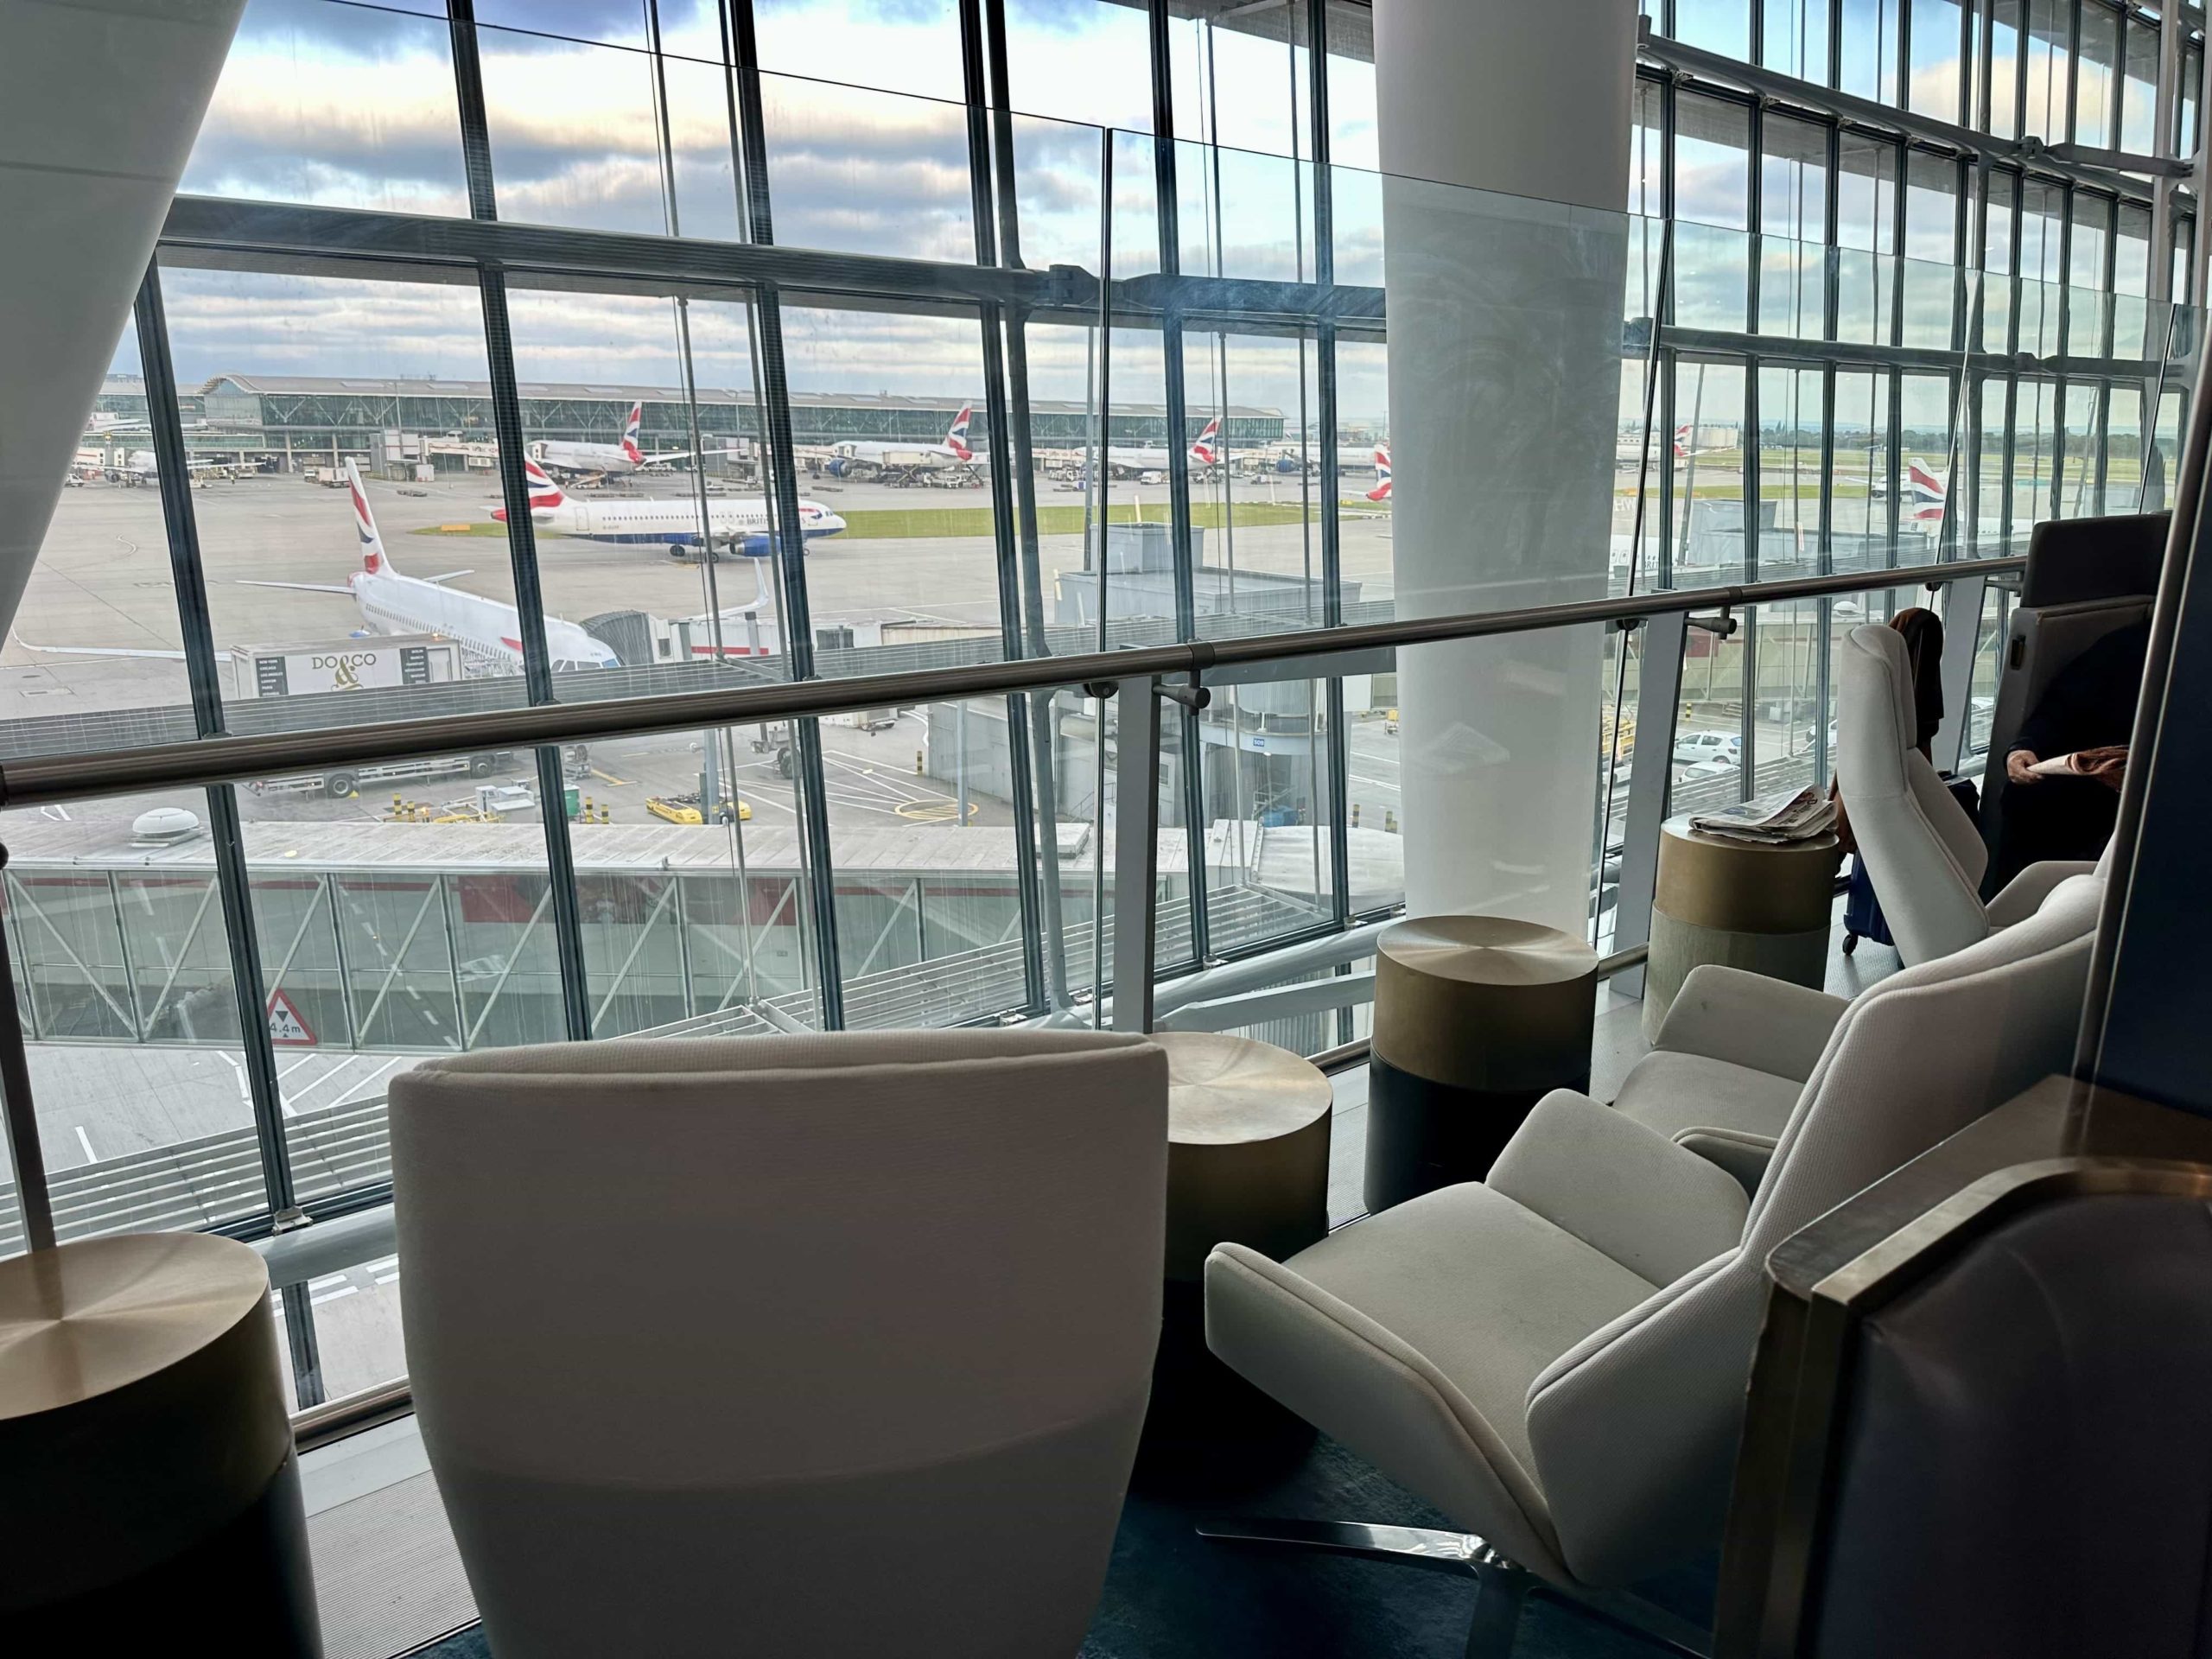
<box><xmin>22</xmin><ymin>463</ymin><xmax>619</xmax><ymax>674</ymax></box>
<box><xmin>818</xmin><ymin>407</ymin><xmax>976</xmax><ymax>479</ymax></box>
<box><xmin>1103</xmin><ymin>417</ymin><xmax>1221</xmax><ymax>480</ymax></box>
<box><xmin>105</xmin><ymin>449</ymin><xmax>242</xmax><ymax>485</ymax></box>
<box><xmin>528</xmin><ymin>402</ymin><xmax>735</xmax><ymax>482</ymax></box>
<box><xmin>1365</xmin><ymin>447</ymin><xmax>1392</xmax><ymax>502</ymax></box>
<box><xmin>258</xmin><ymin>463</ymin><xmax>619</xmax><ymax>671</ymax></box>
<box><xmin>1868</xmin><ymin>457</ymin><xmax>1948</xmax><ymax>523</ymax></box>
<box><xmin>494</xmin><ymin>459</ymin><xmax>848</xmax><ymax>558</ymax></box>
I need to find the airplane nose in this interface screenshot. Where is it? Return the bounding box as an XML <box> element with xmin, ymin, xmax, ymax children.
<box><xmin>823</xmin><ymin>512</ymin><xmax>847</xmax><ymax>535</ymax></box>
<box><xmin>490</xmin><ymin>506</ymin><xmax>508</xmax><ymax>524</ymax></box>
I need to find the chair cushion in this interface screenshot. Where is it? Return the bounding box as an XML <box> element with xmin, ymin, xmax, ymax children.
<box><xmin>1611</xmin><ymin>1049</ymin><xmax>1804</xmax><ymax>1147</ymax></box>
<box><xmin>1206</xmin><ymin>1181</ymin><xmax>1660</xmax><ymax>1582</ymax></box>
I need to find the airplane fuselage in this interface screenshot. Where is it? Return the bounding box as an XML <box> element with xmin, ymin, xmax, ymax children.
<box><xmin>353</xmin><ymin>570</ymin><xmax>616</xmax><ymax>671</ymax></box>
<box><xmin>529</xmin><ymin>495</ymin><xmax>848</xmax><ymax>556</ymax></box>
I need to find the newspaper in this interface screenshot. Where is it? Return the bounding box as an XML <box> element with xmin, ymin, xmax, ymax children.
<box><xmin>1688</xmin><ymin>785</ymin><xmax>1836</xmax><ymax>846</ymax></box>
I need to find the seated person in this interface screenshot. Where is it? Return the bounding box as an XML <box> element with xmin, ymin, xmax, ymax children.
<box><xmin>1986</xmin><ymin>615</ymin><xmax>2151</xmax><ymax>895</ymax></box>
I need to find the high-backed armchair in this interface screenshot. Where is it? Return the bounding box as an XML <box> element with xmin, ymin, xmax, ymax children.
<box><xmin>1839</xmin><ymin>624</ymin><xmax>2096</xmax><ymax>966</ymax></box>
<box><xmin>391</xmin><ymin>1028</ymin><xmax>1167</xmax><ymax>1659</ymax></box>
<box><xmin>1203</xmin><ymin>873</ymin><xmax>2104</xmax><ymax>1655</ymax></box>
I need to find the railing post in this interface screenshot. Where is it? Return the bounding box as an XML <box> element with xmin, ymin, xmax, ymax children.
<box><xmin>1934</xmin><ymin>571</ymin><xmax>1987</xmax><ymax>773</ymax></box>
<box><xmin>1109</xmin><ymin>675</ymin><xmax>1161</xmax><ymax>1033</ymax></box>
<box><xmin>1611</xmin><ymin>610</ymin><xmax>1689</xmax><ymax>999</ymax></box>
<box><xmin>0</xmin><ymin>848</ymin><xmax>55</xmax><ymax>1253</ymax></box>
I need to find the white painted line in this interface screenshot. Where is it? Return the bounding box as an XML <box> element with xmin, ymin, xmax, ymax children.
<box><xmin>308</xmin><ymin>1285</ymin><xmax>359</xmax><ymax>1306</ymax></box>
<box><xmin>365</xmin><ymin>1255</ymin><xmax>399</xmax><ymax>1275</ymax></box>
<box><xmin>372</xmin><ymin>1272</ymin><xmax>402</xmax><ymax>1286</ymax></box>
<box><xmin>74</xmin><ymin>1125</ymin><xmax>96</xmax><ymax>1164</ymax></box>
<box><xmin>341</xmin><ymin>1057</ymin><xmax>404</xmax><ymax>1103</ymax></box>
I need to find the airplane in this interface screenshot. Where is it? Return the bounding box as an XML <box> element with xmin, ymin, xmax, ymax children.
<box><xmin>817</xmin><ymin>406</ymin><xmax>977</xmax><ymax>479</ymax></box>
<box><xmin>493</xmin><ymin>459</ymin><xmax>848</xmax><ymax>559</ymax></box>
<box><xmin>255</xmin><ymin>462</ymin><xmax>620</xmax><ymax>671</ymax></box>
<box><xmin>105</xmin><ymin>449</ymin><xmax>243</xmax><ymax>486</ymax></box>
<box><xmin>1364</xmin><ymin>447</ymin><xmax>1392</xmax><ymax>503</ymax></box>
<box><xmin>20</xmin><ymin>462</ymin><xmax>620</xmax><ymax>674</ymax></box>
<box><xmin>1884</xmin><ymin>458</ymin><xmax>1948</xmax><ymax>523</ymax></box>
<box><xmin>1103</xmin><ymin>416</ymin><xmax>1221</xmax><ymax>480</ymax></box>
<box><xmin>528</xmin><ymin>402</ymin><xmax>738</xmax><ymax>483</ymax></box>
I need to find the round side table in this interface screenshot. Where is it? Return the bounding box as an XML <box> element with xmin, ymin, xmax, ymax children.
<box><xmin>1365</xmin><ymin>915</ymin><xmax>1599</xmax><ymax>1213</ymax></box>
<box><xmin>1643</xmin><ymin>816</ymin><xmax>1843</xmax><ymax>1042</ymax></box>
<box><xmin>1138</xmin><ymin>1031</ymin><xmax>1332</xmax><ymax>1491</ymax></box>
<box><xmin>0</xmin><ymin>1233</ymin><xmax>321</xmax><ymax>1654</ymax></box>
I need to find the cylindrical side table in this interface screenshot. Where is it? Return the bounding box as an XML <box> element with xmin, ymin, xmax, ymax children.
<box><xmin>1643</xmin><ymin>816</ymin><xmax>1843</xmax><ymax>1042</ymax></box>
<box><xmin>1365</xmin><ymin>916</ymin><xmax>1599</xmax><ymax>1213</ymax></box>
<box><xmin>1138</xmin><ymin>1031</ymin><xmax>1332</xmax><ymax>1491</ymax></box>
<box><xmin>0</xmin><ymin>1233</ymin><xmax>321</xmax><ymax>1655</ymax></box>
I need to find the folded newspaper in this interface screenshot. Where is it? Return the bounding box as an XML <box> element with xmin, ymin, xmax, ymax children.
<box><xmin>1688</xmin><ymin>785</ymin><xmax>1837</xmax><ymax>846</ymax></box>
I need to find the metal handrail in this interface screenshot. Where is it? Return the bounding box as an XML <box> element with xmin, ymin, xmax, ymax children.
<box><xmin>0</xmin><ymin>555</ymin><xmax>2019</xmax><ymax>808</ymax></box>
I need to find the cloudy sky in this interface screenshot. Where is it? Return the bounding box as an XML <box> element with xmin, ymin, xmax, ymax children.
<box><xmin>161</xmin><ymin>0</ymin><xmax>1394</xmax><ymax>424</ymax></box>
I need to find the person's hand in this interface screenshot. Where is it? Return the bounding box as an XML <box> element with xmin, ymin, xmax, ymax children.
<box><xmin>2075</xmin><ymin>744</ymin><xmax>2128</xmax><ymax>791</ymax></box>
<box><xmin>2005</xmin><ymin>748</ymin><xmax>2041</xmax><ymax>785</ymax></box>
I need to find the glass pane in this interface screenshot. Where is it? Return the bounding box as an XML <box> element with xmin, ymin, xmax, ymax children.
<box><xmin>185</xmin><ymin>0</ymin><xmax>468</xmax><ymax>215</ymax></box>
<box><xmin>503</xmin><ymin>283</ymin><xmax>780</xmax><ymax>703</ymax></box>
<box><xmin>1198</xmin><ymin>671</ymin><xmax>1340</xmax><ymax>956</ymax></box>
<box><xmin>1907</xmin><ymin>0</ymin><xmax>1964</xmax><ymax>123</ymax></box>
<box><xmin>156</xmin><ymin>261</ymin><xmax>537</xmax><ymax>734</ymax></box>
<box><xmin>757</xmin><ymin>72</ymin><xmax>974</xmax><ymax>260</ymax></box>
<box><xmin>1000</xmin><ymin>0</ymin><xmax>1155</xmax><ymax>132</ymax></box>
<box><xmin>6</xmin><ymin>321</ymin><xmax>195</xmax><ymax>759</ymax></box>
<box><xmin>1669</xmin><ymin>360</ymin><xmax>1748</xmax><ymax>584</ymax></box>
<box><xmin>1677</xmin><ymin>0</ymin><xmax>1752</xmax><ymax>60</ymax></box>
<box><xmin>1764</xmin><ymin>0</ymin><xmax>1830</xmax><ymax>83</ymax></box>
<box><xmin>1</xmin><ymin>786</ymin><xmax>264</xmax><ymax>1256</ymax></box>
<box><xmin>1839</xmin><ymin>0</ymin><xmax>1902</xmax><ymax>104</ymax></box>
<box><xmin>754</xmin><ymin>0</ymin><xmax>963</xmax><ymax>103</ymax></box>
<box><xmin>475</xmin><ymin>22</ymin><xmax>741</xmax><ymax>240</ymax></box>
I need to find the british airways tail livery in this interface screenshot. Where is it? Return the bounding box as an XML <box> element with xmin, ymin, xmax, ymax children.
<box><xmin>944</xmin><ymin>405</ymin><xmax>974</xmax><ymax>461</ymax></box>
<box><xmin>1365</xmin><ymin>446</ymin><xmax>1392</xmax><ymax>502</ymax></box>
<box><xmin>620</xmin><ymin>401</ymin><xmax>645</xmax><ymax>466</ymax></box>
<box><xmin>1189</xmin><ymin>417</ymin><xmax>1221</xmax><ymax>467</ymax></box>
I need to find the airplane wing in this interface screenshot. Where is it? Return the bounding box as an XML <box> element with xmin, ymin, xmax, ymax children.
<box><xmin>423</xmin><ymin>569</ymin><xmax>474</xmax><ymax>583</ymax></box>
<box><xmin>16</xmin><ymin>640</ymin><xmax>188</xmax><ymax>660</ymax></box>
<box><xmin>236</xmin><ymin>579</ymin><xmax>354</xmax><ymax>594</ymax></box>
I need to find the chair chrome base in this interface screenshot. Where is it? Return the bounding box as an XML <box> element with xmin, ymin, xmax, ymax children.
<box><xmin>1196</xmin><ymin>1517</ymin><xmax>1712</xmax><ymax>1659</ymax></box>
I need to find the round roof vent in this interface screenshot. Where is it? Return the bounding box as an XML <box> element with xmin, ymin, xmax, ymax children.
<box><xmin>130</xmin><ymin>807</ymin><xmax>202</xmax><ymax>846</ymax></box>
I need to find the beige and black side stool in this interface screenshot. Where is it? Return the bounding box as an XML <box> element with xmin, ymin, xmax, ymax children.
<box><xmin>1365</xmin><ymin>915</ymin><xmax>1599</xmax><ymax>1213</ymax></box>
<box><xmin>0</xmin><ymin>1232</ymin><xmax>321</xmax><ymax>1654</ymax></box>
<box><xmin>1643</xmin><ymin>813</ymin><xmax>1843</xmax><ymax>1041</ymax></box>
<box><xmin>1137</xmin><ymin>1030</ymin><xmax>1332</xmax><ymax>1488</ymax></box>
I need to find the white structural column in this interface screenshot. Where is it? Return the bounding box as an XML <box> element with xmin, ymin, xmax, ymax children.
<box><xmin>1375</xmin><ymin>0</ymin><xmax>1639</xmax><ymax>933</ymax></box>
<box><xmin>0</xmin><ymin>0</ymin><xmax>244</xmax><ymax>638</ymax></box>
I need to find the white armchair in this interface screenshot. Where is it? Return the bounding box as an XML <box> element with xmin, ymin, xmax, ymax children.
<box><xmin>1839</xmin><ymin>624</ymin><xmax>2098</xmax><ymax>965</ymax></box>
<box><xmin>1203</xmin><ymin>872</ymin><xmax>2105</xmax><ymax>1656</ymax></box>
<box><xmin>391</xmin><ymin>1028</ymin><xmax>1167</xmax><ymax>1659</ymax></box>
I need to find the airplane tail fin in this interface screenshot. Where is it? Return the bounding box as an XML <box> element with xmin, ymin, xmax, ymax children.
<box><xmin>346</xmin><ymin>461</ymin><xmax>394</xmax><ymax>575</ymax></box>
<box><xmin>944</xmin><ymin>404</ymin><xmax>974</xmax><ymax>461</ymax></box>
<box><xmin>622</xmin><ymin>401</ymin><xmax>645</xmax><ymax>465</ymax></box>
<box><xmin>524</xmin><ymin>457</ymin><xmax>566</xmax><ymax>509</ymax></box>
<box><xmin>1190</xmin><ymin>416</ymin><xmax>1221</xmax><ymax>466</ymax></box>
<box><xmin>1365</xmin><ymin>445</ymin><xmax>1391</xmax><ymax>502</ymax></box>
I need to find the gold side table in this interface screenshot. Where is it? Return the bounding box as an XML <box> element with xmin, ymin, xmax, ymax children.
<box><xmin>1366</xmin><ymin>916</ymin><xmax>1599</xmax><ymax>1212</ymax></box>
<box><xmin>0</xmin><ymin>1233</ymin><xmax>321</xmax><ymax>1654</ymax></box>
<box><xmin>1141</xmin><ymin>1031</ymin><xmax>1332</xmax><ymax>1490</ymax></box>
<box><xmin>1643</xmin><ymin>815</ymin><xmax>1843</xmax><ymax>1042</ymax></box>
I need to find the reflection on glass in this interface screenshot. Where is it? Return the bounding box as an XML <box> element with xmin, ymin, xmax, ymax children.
<box><xmin>185</xmin><ymin>0</ymin><xmax>468</xmax><ymax>215</ymax></box>
<box><xmin>0</xmin><ymin>787</ymin><xmax>265</xmax><ymax>1255</ymax></box>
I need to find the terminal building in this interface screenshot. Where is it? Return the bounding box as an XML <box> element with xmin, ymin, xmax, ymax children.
<box><xmin>94</xmin><ymin>372</ymin><xmax>1287</xmax><ymax>476</ymax></box>
<box><xmin>7</xmin><ymin>4</ymin><xmax>2212</xmax><ymax>1659</ymax></box>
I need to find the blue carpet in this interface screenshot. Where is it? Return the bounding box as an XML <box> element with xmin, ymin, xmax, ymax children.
<box><xmin>408</xmin><ymin>1435</ymin><xmax>1710</xmax><ymax>1657</ymax></box>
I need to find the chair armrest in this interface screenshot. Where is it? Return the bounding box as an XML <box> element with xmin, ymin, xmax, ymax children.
<box><xmin>1670</xmin><ymin>1127</ymin><xmax>1779</xmax><ymax>1195</ymax></box>
<box><xmin>1489</xmin><ymin>1091</ymin><xmax>1750</xmax><ymax>1285</ymax></box>
<box><xmin>1984</xmin><ymin>860</ymin><xmax>2100</xmax><ymax>929</ymax></box>
<box><xmin>1653</xmin><ymin>965</ymin><xmax>1849</xmax><ymax>1084</ymax></box>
